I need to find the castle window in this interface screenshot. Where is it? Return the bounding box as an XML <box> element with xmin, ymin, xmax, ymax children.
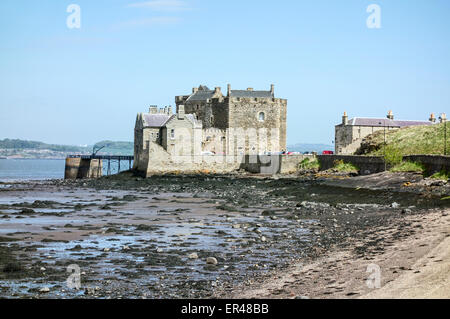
<box><xmin>170</xmin><ymin>129</ymin><xmax>175</xmax><ymax>139</ymax></box>
<box><xmin>258</xmin><ymin>112</ymin><xmax>265</xmax><ymax>121</ymax></box>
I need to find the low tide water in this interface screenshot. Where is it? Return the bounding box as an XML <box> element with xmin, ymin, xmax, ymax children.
<box><xmin>0</xmin><ymin>158</ymin><xmax>131</xmax><ymax>182</ymax></box>
<box><xmin>0</xmin><ymin>159</ymin><xmax>65</xmax><ymax>181</ymax></box>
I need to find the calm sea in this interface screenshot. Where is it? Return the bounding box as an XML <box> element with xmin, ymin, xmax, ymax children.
<box><xmin>0</xmin><ymin>159</ymin><xmax>65</xmax><ymax>181</ymax></box>
<box><xmin>0</xmin><ymin>159</ymin><xmax>130</xmax><ymax>181</ymax></box>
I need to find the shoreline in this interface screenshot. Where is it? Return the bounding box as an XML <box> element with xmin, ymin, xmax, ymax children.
<box><xmin>0</xmin><ymin>173</ymin><xmax>448</xmax><ymax>299</ymax></box>
<box><xmin>215</xmin><ymin>209</ymin><xmax>449</xmax><ymax>299</ymax></box>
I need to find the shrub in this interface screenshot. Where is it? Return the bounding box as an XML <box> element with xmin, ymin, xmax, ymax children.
<box><xmin>299</xmin><ymin>158</ymin><xmax>320</xmax><ymax>170</ymax></box>
<box><xmin>390</xmin><ymin>161</ymin><xmax>424</xmax><ymax>173</ymax></box>
<box><xmin>430</xmin><ymin>170</ymin><xmax>449</xmax><ymax>182</ymax></box>
<box><xmin>333</xmin><ymin>160</ymin><xmax>359</xmax><ymax>173</ymax></box>
<box><xmin>384</xmin><ymin>145</ymin><xmax>403</xmax><ymax>166</ymax></box>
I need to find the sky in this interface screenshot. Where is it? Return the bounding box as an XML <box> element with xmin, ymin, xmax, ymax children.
<box><xmin>0</xmin><ymin>0</ymin><xmax>449</xmax><ymax>146</ymax></box>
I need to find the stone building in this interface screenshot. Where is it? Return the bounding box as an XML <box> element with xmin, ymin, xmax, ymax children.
<box><xmin>175</xmin><ymin>84</ymin><xmax>287</xmax><ymax>154</ymax></box>
<box><xmin>134</xmin><ymin>84</ymin><xmax>288</xmax><ymax>176</ymax></box>
<box><xmin>334</xmin><ymin>111</ymin><xmax>434</xmax><ymax>155</ymax></box>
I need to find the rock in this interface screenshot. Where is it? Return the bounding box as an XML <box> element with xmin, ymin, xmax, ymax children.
<box><xmin>206</xmin><ymin>257</ymin><xmax>218</xmax><ymax>265</ymax></box>
<box><xmin>261</xmin><ymin>236</ymin><xmax>267</xmax><ymax>242</ymax></box>
<box><xmin>40</xmin><ymin>267</ymin><xmax>46</xmax><ymax>271</ymax></box>
<box><xmin>156</xmin><ymin>248</ymin><xmax>163</xmax><ymax>253</ymax></box>
<box><xmin>401</xmin><ymin>209</ymin><xmax>412</xmax><ymax>214</ymax></box>
<box><xmin>188</xmin><ymin>252</ymin><xmax>198</xmax><ymax>259</ymax></box>
<box><xmin>103</xmin><ymin>248</ymin><xmax>110</xmax><ymax>252</ymax></box>
<box><xmin>232</xmin><ymin>224</ymin><xmax>241</xmax><ymax>229</ymax></box>
<box><xmin>122</xmin><ymin>245</ymin><xmax>130</xmax><ymax>251</ymax></box>
<box><xmin>391</xmin><ymin>202</ymin><xmax>400</xmax><ymax>208</ymax></box>
<box><xmin>85</xmin><ymin>287</ymin><xmax>96</xmax><ymax>295</ymax></box>
<box><xmin>39</xmin><ymin>287</ymin><xmax>50</xmax><ymax>293</ymax></box>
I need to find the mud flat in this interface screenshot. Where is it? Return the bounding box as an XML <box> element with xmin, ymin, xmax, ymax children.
<box><xmin>0</xmin><ymin>172</ymin><xmax>448</xmax><ymax>299</ymax></box>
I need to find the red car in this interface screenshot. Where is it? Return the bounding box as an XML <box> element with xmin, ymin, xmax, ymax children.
<box><xmin>322</xmin><ymin>150</ymin><xmax>334</xmax><ymax>155</ymax></box>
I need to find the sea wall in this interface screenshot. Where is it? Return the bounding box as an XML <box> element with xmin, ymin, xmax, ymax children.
<box><xmin>317</xmin><ymin>154</ymin><xmax>450</xmax><ymax>175</ymax></box>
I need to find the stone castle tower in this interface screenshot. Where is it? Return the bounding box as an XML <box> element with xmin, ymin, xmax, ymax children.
<box><xmin>175</xmin><ymin>84</ymin><xmax>287</xmax><ymax>154</ymax></box>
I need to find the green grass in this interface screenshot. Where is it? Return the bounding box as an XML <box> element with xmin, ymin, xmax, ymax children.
<box><xmin>299</xmin><ymin>158</ymin><xmax>320</xmax><ymax>170</ymax></box>
<box><xmin>390</xmin><ymin>161</ymin><xmax>425</xmax><ymax>173</ymax></box>
<box><xmin>361</xmin><ymin>122</ymin><xmax>450</xmax><ymax>156</ymax></box>
<box><xmin>333</xmin><ymin>160</ymin><xmax>359</xmax><ymax>173</ymax></box>
<box><xmin>430</xmin><ymin>170</ymin><xmax>449</xmax><ymax>182</ymax></box>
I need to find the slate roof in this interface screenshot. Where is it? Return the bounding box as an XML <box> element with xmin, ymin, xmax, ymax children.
<box><xmin>186</xmin><ymin>90</ymin><xmax>215</xmax><ymax>102</ymax></box>
<box><xmin>347</xmin><ymin>118</ymin><xmax>431</xmax><ymax>127</ymax></box>
<box><xmin>230</xmin><ymin>90</ymin><xmax>273</xmax><ymax>98</ymax></box>
<box><xmin>142</xmin><ymin>114</ymin><xmax>173</xmax><ymax>128</ymax></box>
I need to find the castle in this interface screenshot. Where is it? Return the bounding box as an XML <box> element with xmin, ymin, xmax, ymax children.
<box><xmin>134</xmin><ymin>84</ymin><xmax>287</xmax><ymax>176</ymax></box>
<box><xmin>334</xmin><ymin>110</ymin><xmax>439</xmax><ymax>155</ymax></box>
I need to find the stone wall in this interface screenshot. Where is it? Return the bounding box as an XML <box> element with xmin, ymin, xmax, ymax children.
<box><xmin>228</xmin><ymin>97</ymin><xmax>287</xmax><ymax>153</ymax></box>
<box><xmin>317</xmin><ymin>155</ymin><xmax>386</xmax><ymax>175</ymax></box>
<box><xmin>404</xmin><ymin>155</ymin><xmax>450</xmax><ymax>174</ymax></box>
<box><xmin>202</xmin><ymin>128</ymin><xmax>227</xmax><ymax>154</ymax></box>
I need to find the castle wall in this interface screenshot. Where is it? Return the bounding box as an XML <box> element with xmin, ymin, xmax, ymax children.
<box><xmin>162</xmin><ymin>117</ymin><xmax>202</xmax><ymax>157</ymax></box>
<box><xmin>227</xmin><ymin>97</ymin><xmax>287</xmax><ymax>153</ymax></box>
<box><xmin>202</xmin><ymin>128</ymin><xmax>227</xmax><ymax>154</ymax></box>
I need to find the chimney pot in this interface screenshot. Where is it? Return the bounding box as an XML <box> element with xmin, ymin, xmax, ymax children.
<box><xmin>342</xmin><ymin>111</ymin><xmax>348</xmax><ymax>125</ymax></box>
<box><xmin>429</xmin><ymin>113</ymin><xmax>436</xmax><ymax>123</ymax></box>
<box><xmin>387</xmin><ymin>110</ymin><xmax>394</xmax><ymax>120</ymax></box>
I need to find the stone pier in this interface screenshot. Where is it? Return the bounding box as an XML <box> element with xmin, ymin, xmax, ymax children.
<box><xmin>64</xmin><ymin>157</ymin><xmax>103</xmax><ymax>180</ymax></box>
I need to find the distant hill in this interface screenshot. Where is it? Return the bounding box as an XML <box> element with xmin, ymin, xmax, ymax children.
<box><xmin>287</xmin><ymin>143</ymin><xmax>334</xmax><ymax>153</ymax></box>
<box><xmin>93</xmin><ymin>140</ymin><xmax>134</xmax><ymax>156</ymax></box>
<box><xmin>0</xmin><ymin>139</ymin><xmax>87</xmax><ymax>153</ymax></box>
<box><xmin>0</xmin><ymin>139</ymin><xmax>134</xmax><ymax>159</ymax></box>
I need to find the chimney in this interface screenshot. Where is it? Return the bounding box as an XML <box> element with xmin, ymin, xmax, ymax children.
<box><xmin>178</xmin><ymin>104</ymin><xmax>185</xmax><ymax>120</ymax></box>
<box><xmin>342</xmin><ymin>111</ymin><xmax>348</xmax><ymax>125</ymax></box>
<box><xmin>227</xmin><ymin>84</ymin><xmax>231</xmax><ymax>97</ymax></box>
<box><xmin>168</xmin><ymin>106</ymin><xmax>172</xmax><ymax>115</ymax></box>
<box><xmin>439</xmin><ymin>113</ymin><xmax>447</xmax><ymax>123</ymax></box>
<box><xmin>387</xmin><ymin>110</ymin><xmax>394</xmax><ymax>120</ymax></box>
<box><xmin>270</xmin><ymin>84</ymin><xmax>274</xmax><ymax>96</ymax></box>
<box><xmin>192</xmin><ymin>87</ymin><xmax>198</xmax><ymax>94</ymax></box>
<box><xmin>214</xmin><ymin>87</ymin><xmax>221</xmax><ymax>95</ymax></box>
<box><xmin>164</xmin><ymin>106</ymin><xmax>168</xmax><ymax>114</ymax></box>
<box><xmin>429</xmin><ymin>113</ymin><xmax>436</xmax><ymax>123</ymax></box>
<box><xmin>149</xmin><ymin>105</ymin><xmax>157</xmax><ymax>114</ymax></box>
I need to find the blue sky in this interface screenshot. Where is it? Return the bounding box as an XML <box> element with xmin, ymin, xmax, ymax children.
<box><xmin>0</xmin><ymin>0</ymin><xmax>449</xmax><ymax>146</ymax></box>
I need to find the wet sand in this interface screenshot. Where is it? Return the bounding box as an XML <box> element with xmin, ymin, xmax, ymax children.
<box><xmin>0</xmin><ymin>172</ymin><xmax>449</xmax><ymax>299</ymax></box>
